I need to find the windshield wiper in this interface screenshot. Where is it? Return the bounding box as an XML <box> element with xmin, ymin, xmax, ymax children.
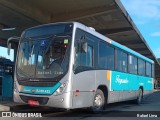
<box><xmin>47</xmin><ymin>57</ymin><xmax>62</xmax><ymax>69</ymax></box>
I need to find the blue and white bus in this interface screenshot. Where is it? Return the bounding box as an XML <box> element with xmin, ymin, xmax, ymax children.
<box><xmin>8</xmin><ymin>22</ymin><xmax>154</xmax><ymax>111</ymax></box>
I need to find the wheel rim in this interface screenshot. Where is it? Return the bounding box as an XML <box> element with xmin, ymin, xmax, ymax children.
<box><xmin>94</xmin><ymin>94</ymin><xmax>103</xmax><ymax>109</ymax></box>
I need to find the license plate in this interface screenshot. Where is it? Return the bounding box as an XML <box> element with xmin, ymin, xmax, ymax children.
<box><xmin>28</xmin><ymin>100</ymin><xmax>39</xmax><ymax>106</ymax></box>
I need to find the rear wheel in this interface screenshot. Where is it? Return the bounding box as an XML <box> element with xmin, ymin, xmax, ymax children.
<box><xmin>136</xmin><ymin>88</ymin><xmax>143</xmax><ymax>104</ymax></box>
<box><xmin>92</xmin><ymin>89</ymin><xmax>105</xmax><ymax>112</ymax></box>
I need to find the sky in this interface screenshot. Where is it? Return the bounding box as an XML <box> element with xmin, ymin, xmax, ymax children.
<box><xmin>0</xmin><ymin>0</ymin><xmax>160</xmax><ymax>60</ymax></box>
<box><xmin>0</xmin><ymin>46</ymin><xmax>14</xmax><ymax>61</ymax></box>
<box><xmin>121</xmin><ymin>0</ymin><xmax>160</xmax><ymax>58</ymax></box>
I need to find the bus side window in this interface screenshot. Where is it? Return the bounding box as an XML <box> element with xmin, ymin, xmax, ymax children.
<box><xmin>99</xmin><ymin>42</ymin><xmax>114</xmax><ymax>70</ymax></box>
<box><xmin>129</xmin><ymin>55</ymin><xmax>138</xmax><ymax>74</ymax></box>
<box><xmin>146</xmin><ymin>62</ymin><xmax>151</xmax><ymax>77</ymax></box>
<box><xmin>152</xmin><ymin>64</ymin><xmax>155</xmax><ymax>78</ymax></box>
<box><xmin>138</xmin><ymin>59</ymin><xmax>145</xmax><ymax>76</ymax></box>
<box><xmin>116</xmin><ymin>49</ymin><xmax>128</xmax><ymax>72</ymax></box>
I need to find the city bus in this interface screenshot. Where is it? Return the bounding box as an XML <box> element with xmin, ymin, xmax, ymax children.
<box><xmin>8</xmin><ymin>22</ymin><xmax>154</xmax><ymax>111</ymax></box>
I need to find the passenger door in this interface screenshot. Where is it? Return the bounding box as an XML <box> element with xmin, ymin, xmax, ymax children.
<box><xmin>72</xmin><ymin>29</ymin><xmax>96</xmax><ymax>108</ymax></box>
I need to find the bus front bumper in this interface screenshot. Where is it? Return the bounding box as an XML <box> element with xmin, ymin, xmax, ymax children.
<box><xmin>14</xmin><ymin>91</ymin><xmax>73</xmax><ymax>109</ymax></box>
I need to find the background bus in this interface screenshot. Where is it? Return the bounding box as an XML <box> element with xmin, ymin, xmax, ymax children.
<box><xmin>0</xmin><ymin>57</ymin><xmax>14</xmax><ymax>98</ymax></box>
<box><xmin>8</xmin><ymin>22</ymin><xmax>154</xmax><ymax>111</ymax></box>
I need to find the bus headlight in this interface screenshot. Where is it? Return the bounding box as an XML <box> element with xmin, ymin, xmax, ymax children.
<box><xmin>53</xmin><ymin>82</ymin><xmax>67</xmax><ymax>96</ymax></box>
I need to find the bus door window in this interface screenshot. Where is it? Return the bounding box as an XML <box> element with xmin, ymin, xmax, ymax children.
<box><xmin>74</xmin><ymin>29</ymin><xmax>95</xmax><ymax>72</ymax></box>
<box><xmin>74</xmin><ymin>29</ymin><xmax>83</xmax><ymax>69</ymax></box>
<box><xmin>86</xmin><ymin>45</ymin><xmax>93</xmax><ymax>67</ymax></box>
<box><xmin>80</xmin><ymin>44</ymin><xmax>93</xmax><ymax>67</ymax></box>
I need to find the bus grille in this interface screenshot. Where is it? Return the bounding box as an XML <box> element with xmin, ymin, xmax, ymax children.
<box><xmin>20</xmin><ymin>95</ymin><xmax>49</xmax><ymax>105</ymax></box>
<box><xmin>18</xmin><ymin>81</ymin><xmax>57</xmax><ymax>87</ymax></box>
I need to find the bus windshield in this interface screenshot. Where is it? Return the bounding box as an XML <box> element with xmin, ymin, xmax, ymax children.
<box><xmin>17</xmin><ymin>24</ymin><xmax>73</xmax><ymax>80</ymax></box>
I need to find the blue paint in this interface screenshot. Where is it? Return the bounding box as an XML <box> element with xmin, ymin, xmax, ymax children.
<box><xmin>19</xmin><ymin>82</ymin><xmax>61</xmax><ymax>95</ymax></box>
<box><xmin>2</xmin><ymin>75</ymin><xmax>13</xmax><ymax>97</ymax></box>
<box><xmin>111</xmin><ymin>71</ymin><xmax>153</xmax><ymax>91</ymax></box>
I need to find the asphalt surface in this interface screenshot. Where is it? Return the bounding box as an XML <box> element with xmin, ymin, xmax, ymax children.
<box><xmin>1</xmin><ymin>90</ymin><xmax>160</xmax><ymax>120</ymax></box>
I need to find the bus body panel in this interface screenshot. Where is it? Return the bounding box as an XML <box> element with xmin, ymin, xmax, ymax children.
<box><xmin>72</xmin><ymin>71</ymin><xmax>95</xmax><ymax>108</ymax></box>
<box><xmin>14</xmin><ymin>91</ymin><xmax>72</xmax><ymax>108</ymax></box>
<box><xmin>14</xmin><ymin>73</ymin><xmax>73</xmax><ymax>109</ymax></box>
<box><xmin>94</xmin><ymin>70</ymin><xmax>120</xmax><ymax>103</ymax></box>
<box><xmin>110</xmin><ymin>71</ymin><xmax>153</xmax><ymax>91</ymax></box>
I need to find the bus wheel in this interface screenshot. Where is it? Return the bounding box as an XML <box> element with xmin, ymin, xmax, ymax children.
<box><xmin>136</xmin><ymin>88</ymin><xmax>143</xmax><ymax>104</ymax></box>
<box><xmin>92</xmin><ymin>89</ymin><xmax>105</xmax><ymax>112</ymax></box>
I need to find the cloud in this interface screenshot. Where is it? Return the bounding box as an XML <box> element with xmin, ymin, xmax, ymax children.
<box><xmin>150</xmin><ymin>32</ymin><xmax>160</xmax><ymax>37</ymax></box>
<box><xmin>121</xmin><ymin>0</ymin><xmax>160</xmax><ymax>24</ymax></box>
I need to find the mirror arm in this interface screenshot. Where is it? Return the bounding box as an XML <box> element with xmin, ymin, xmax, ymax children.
<box><xmin>7</xmin><ymin>36</ymin><xmax>20</xmax><ymax>55</ymax></box>
<box><xmin>7</xmin><ymin>36</ymin><xmax>20</xmax><ymax>45</ymax></box>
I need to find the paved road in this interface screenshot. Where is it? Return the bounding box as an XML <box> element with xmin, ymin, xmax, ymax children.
<box><xmin>1</xmin><ymin>90</ymin><xmax>160</xmax><ymax>120</ymax></box>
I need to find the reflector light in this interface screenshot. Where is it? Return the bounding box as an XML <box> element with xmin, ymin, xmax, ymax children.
<box><xmin>75</xmin><ymin>90</ymin><xmax>79</xmax><ymax>92</ymax></box>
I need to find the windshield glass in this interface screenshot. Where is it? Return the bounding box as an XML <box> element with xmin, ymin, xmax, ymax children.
<box><xmin>17</xmin><ymin>23</ymin><xmax>73</xmax><ymax>80</ymax></box>
<box><xmin>17</xmin><ymin>36</ymin><xmax>71</xmax><ymax>79</ymax></box>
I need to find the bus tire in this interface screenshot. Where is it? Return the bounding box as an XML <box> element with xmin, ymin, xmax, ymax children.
<box><xmin>136</xmin><ymin>88</ymin><xmax>143</xmax><ymax>105</ymax></box>
<box><xmin>91</xmin><ymin>89</ymin><xmax>105</xmax><ymax>112</ymax></box>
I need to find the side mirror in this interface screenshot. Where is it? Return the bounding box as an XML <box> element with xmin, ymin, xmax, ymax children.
<box><xmin>7</xmin><ymin>36</ymin><xmax>20</xmax><ymax>55</ymax></box>
<box><xmin>82</xmin><ymin>41</ymin><xmax>88</xmax><ymax>53</ymax></box>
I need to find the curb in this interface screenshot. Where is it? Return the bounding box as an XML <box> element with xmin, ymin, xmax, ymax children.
<box><xmin>0</xmin><ymin>102</ymin><xmax>27</xmax><ymax>111</ymax></box>
<box><xmin>0</xmin><ymin>104</ymin><xmax>10</xmax><ymax>111</ymax></box>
